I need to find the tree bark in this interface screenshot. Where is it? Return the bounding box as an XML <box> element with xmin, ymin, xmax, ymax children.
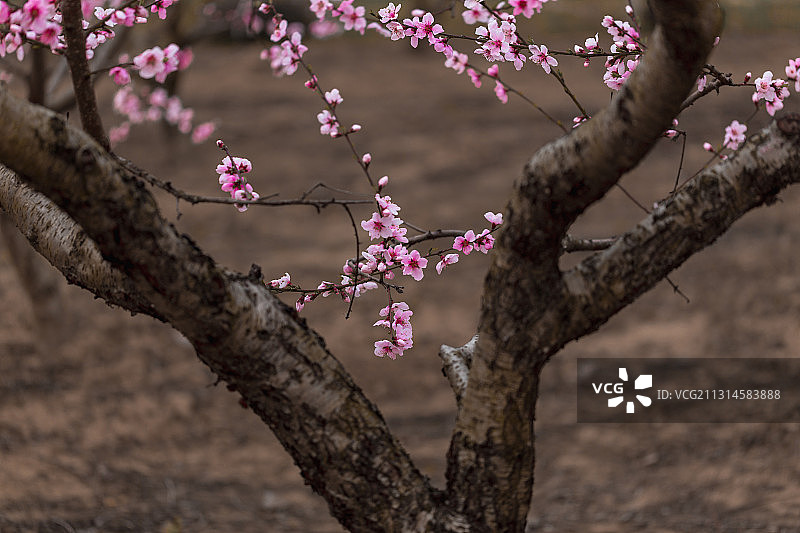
<box><xmin>444</xmin><ymin>2</ymin><xmax>726</xmax><ymax>530</ymax></box>
<box><xmin>0</xmin><ymin>86</ymin><xmax>472</xmax><ymax>533</ymax></box>
<box><xmin>0</xmin><ymin>1</ymin><xmax>799</xmax><ymax>530</ymax></box>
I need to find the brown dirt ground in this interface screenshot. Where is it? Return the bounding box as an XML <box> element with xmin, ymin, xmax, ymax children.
<box><xmin>2</xmin><ymin>9</ymin><xmax>800</xmax><ymax>533</ymax></box>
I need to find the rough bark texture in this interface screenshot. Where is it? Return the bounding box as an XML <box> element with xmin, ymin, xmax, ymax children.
<box><xmin>0</xmin><ymin>89</ymin><xmax>469</xmax><ymax>533</ymax></box>
<box><xmin>445</xmin><ymin>2</ymin><xmax>728</xmax><ymax>530</ymax></box>
<box><xmin>0</xmin><ymin>1</ymin><xmax>799</xmax><ymax>531</ymax></box>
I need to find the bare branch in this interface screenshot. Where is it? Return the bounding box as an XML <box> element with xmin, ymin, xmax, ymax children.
<box><xmin>561</xmin><ymin>235</ymin><xmax>617</xmax><ymax>253</ymax></box>
<box><xmin>115</xmin><ymin>155</ymin><xmax>374</xmax><ymax>209</ymax></box>
<box><xmin>60</xmin><ymin>0</ymin><xmax>108</xmax><ymax>150</ymax></box>
<box><xmin>562</xmin><ymin>116</ymin><xmax>800</xmax><ymax>337</ymax></box>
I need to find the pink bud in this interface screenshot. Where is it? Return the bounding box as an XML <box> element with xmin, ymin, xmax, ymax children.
<box><xmin>216</xmin><ymin>139</ymin><xmax>225</xmax><ymax>149</ymax></box>
<box><xmin>744</xmin><ymin>72</ymin><xmax>752</xmax><ymax>83</ymax></box>
<box><xmin>362</xmin><ymin>153</ymin><xmax>372</xmax><ymax>165</ymax></box>
<box><xmin>351</xmin><ymin>124</ymin><xmax>362</xmax><ymax>132</ymax></box>
<box><xmin>703</xmin><ymin>142</ymin><xmax>713</xmax><ymax>152</ymax></box>
<box><xmin>410</xmin><ymin>8</ymin><xmax>424</xmax><ymax>16</ymax></box>
<box><xmin>625</xmin><ymin>5</ymin><xmax>633</xmax><ymax>15</ymax></box>
<box><xmin>713</xmin><ymin>36</ymin><xmax>720</xmax><ymax>46</ymax></box>
<box><xmin>378</xmin><ymin>176</ymin><xmax>389</xmax><ymax>189</ymax></box>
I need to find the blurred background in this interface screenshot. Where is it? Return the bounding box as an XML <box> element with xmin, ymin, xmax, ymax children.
<box><xmin>1</xmin><ymin>1</ymin><xmax>799</xmax><ymax>531</ymax></box>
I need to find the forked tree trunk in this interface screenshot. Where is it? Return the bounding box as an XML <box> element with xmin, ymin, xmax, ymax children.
<box><xmin>0</xmin><ymin>1</ymin><xmax>799</xmax><ymax>531</ymax></box>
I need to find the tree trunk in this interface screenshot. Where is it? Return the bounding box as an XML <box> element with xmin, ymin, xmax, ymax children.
<box><xmin>1</xmin><ymin>1</ymin><xmax>799</xmax><ymax>530</ymax></box>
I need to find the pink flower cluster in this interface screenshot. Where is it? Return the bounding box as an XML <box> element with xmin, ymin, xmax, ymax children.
<box><xmin>216</xmin><ymin>153</ymin><xmax>260</xmax><ymax>212</ymax></box>
<box><xmin>573</xmin><ymin>33</ymin><xmax>600</xmax><ymax>67</ymax></box>
<box><xmin>752</xmin><ymin>70</ymin><xmax>791</xmax><ymax>116</ymax></box>
<box><xmin>600</xmin><ymin>14</ymin><xmax>642</xmax><ymax>90</ymax></box>
<box><xmin>130</xmin><ymin>43</ymin><xmax>190</xmax><ymax>83</ymax></box>
<box><xmin>93</xmin><ymin>4</ymin><xmax>148</xmax><ymax>29</ymax></box>
<box><xmin>373</xmin><ymin>302</ymin><xmax>413</xmax><ymax>359</ymax></box>
<box><xmin>109</xmin><ymin>86</ymin><xmax>214</xmax><ymax>145</ymax></box>
<box><xmin>261</xmin><ymin>31</ymin><xmax>308</xmax><ymax>77</ymax></box>
<box><xmin>0</xmin><ymin>0</ymin><xmax>62</xmax><ymax>59</ymax></box>
<box><xmin>307</xmin><ymin>0</ymin><xmax>366</xmax><ymax>34</ymax></box>
<box><xmin>723</xmin><ymin>120</ymin><xmax>747</xmax><ymax>150</ymax></box>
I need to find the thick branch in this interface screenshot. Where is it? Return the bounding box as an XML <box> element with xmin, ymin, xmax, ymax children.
<box><xmin>0</xmin><ymin>87</ymin><xmax>469</xmax><ymax>532</ymax></box>
<box><xmin>0</xmin><ymin>165</ymin><xmax>162</xmax><ymax>319</ymax></box>
<box><xmin>447</xmin><ymin>2</ymin><xmax>724</xmax><ymax>530</ymax></box>
<box><xmin>561</xmin><ymin>116</ymin><xmax>800</xmax><ymax>339</ymax></box>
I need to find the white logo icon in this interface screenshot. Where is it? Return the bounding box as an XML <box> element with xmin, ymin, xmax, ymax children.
<box><xmin>608</xmin><ymin>367</ymin><xmax>652</xmax><ymax>413</ymax></box>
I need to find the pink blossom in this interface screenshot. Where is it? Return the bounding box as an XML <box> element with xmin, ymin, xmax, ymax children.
<box><xmin>317</xmin><ymin>109</ymin><xmax>339</xmax><ymax>136</ymax></box>
<box><xmin>474</xmin><ymin>230</ymin><xmax>495</xmax><ymax>253</ymax></box>
<box><xmin>723</xmin><ymin>120</ymin><xmax>747</xmax><ymax>150</ymax></box>
<box><xmin>109</xmin><ymin>66</ymin><xmax>130</xmax><ymax>85</ymax></box>
<box><xmin>435</xmin><ymin>253</ymin><xmax>459</xmax><ymax>274</ymax></box>
<box><xmin>377</xmin><ymin>176</ymin><xmax>389</xmax><ymax>189</ymax></box>
<box><xmin>467</xmin><ymin>68</ymin><xmax>482</xmax><ymax>88</ymax></box>
<box><xmin>378</xmin><ymin>3</ymin><xmax>401</xmax><ymax>23</ymax></box>
<box><xmin>311</xmin><ymin>20</ymin><xmax>343</xmax><ymax>39</ymax></box>
<box><xmin>270</xmin><ymin>272</ymin><xmax>292</xmax><ymax>289</ymax></box>
<box><xmin>529</xmin><ymin>44</ymin><xmax>558</xmax><ymax>74</ymax></box>
<box><xmin>454</xmin><ymin>230</ymin><xmax>476</xmax><ymax>255</ymax></box>
<box><xmin>133</xmin><ymin>46</ymin><xmax>165</xmax><ymax>79</ymax></box>
<box><xmin>753</xmin><ymin>71</ymin><xmax>790</xmax><ymax>116</ymax></box>
<box><xmin>271</xmin><ymin>19</ymin><xmax>287</xmax><ymax>42</ymax></box>
<box><xmin>494</xmin><ymin>80</ymin><xmax>508</xmax><ymax>103</ymax></box>
<box><xmin>376</xmin><ymin>194</ymin><xmax>400</xmax><ymax>216</ymax></box>
<box><xmin>414</xmin><ymin>12</ymin><xmax>443</xmax><ymax>45</ymax></box>
<box><xmin>374</xmin><ymin>339</ymin><xmax>403</xmax><ymax>359</ymax></box>
<box><xmin>339</xmin><ymin>2</ymin><xmax>366</xmax><ymax>34</ymax></box>
<box><xmin>509</xmin><ymin>0</ymin><xmax>542</xmax><ymax>18</ymax></box>
<box><xmin>361</xmin><ymin>212</ymin><xmax>402</xmax><ymax>240</ymax></box>
<box><xmin>785</xmin><ymin>58</ymin><xmax>800</xmax><ymax>92</ymax></box>
<box><xmin>108</xmin><ymin>122</ymin><xmax>130</xmax><ymax>144</ymax></box>
<box><xmin>386</xmin><ymin>21</ymin><xmax>405</xmax><ymax>41</ymax></box>
<box><xmin>21</xmin><ymin>0</ymin><xmax>51</xmax><ymax>34</ymax></box>
<box><xmin>191</xmin><ymin>122</ymin><xmax>215</xmax><ymax>144</ymax></box>
<box><xmin>400</xmin><ymin>249</ymin><xmax>427</xmax><ymax>281</ymax></box>
<box><xmin>445</xmin><ymin>51</ymin><xmax>468</xmax><ymax>74</ymax></box>
<box><xmin>484</xmin><ymin>212</ymin><xmax>503</xmax><ymax>227</ymax></box>
<box><xmin>309</xmin><ymin>0</ymin><xmax>332</xmax><ymax>20</ymax></box>
<box><xmin>462</xmin><ymin>3</ymin><xmax>489</xmax><ymax>25</ymax></box>
<box><xmin>325</xmin><ymin>88</ymin><xmax>343</xmax><ymax>106</ymax></box>
<box><xmin>150</xmin><ymin>0</ymin><xmax>173</xmax><ymax>19</ymax></box>
<box><xmin>38</xmin><ymin>22</ymin><xmax>61</xmax><ymax>49</ymax></box>
<box><xmin>754</xmin><ymin>71</ymin><xmax>777</xmax><ymax>102</ymax></box>
<box><xmin>0</xmin><ymin>1</ymin><xmax>10</xmax><ymax>24</ymax></box>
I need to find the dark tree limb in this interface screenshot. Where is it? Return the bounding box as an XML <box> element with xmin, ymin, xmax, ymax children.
<box><xmin>446</xmin><ymin>2</ymin><xmax>725</xmax><ymax>530</ymax></box>
<box><xmin>561</xmin><ymin>116</ymin><xmax>800</xmax><ymax>339</ymax></box>
<box><xmin>0</xmin><ymin>166</ymin><xmax>163</xmax><ymax>320</ymax></box>
<box><xmin>0</xmin><ymin>86</ymin><xmax>473</xmax><ymax>533</ymax></box>
<box><xmin>61</xmin><ymin>0</ymin><xmax>109</xmax><ymax>150</ymax></box>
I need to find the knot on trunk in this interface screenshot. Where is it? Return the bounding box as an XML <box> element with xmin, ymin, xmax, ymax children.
<box><xmin>439</xmin><ymin>335</ymin><xmax>478</xmax><ymax>405</ymax></box>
